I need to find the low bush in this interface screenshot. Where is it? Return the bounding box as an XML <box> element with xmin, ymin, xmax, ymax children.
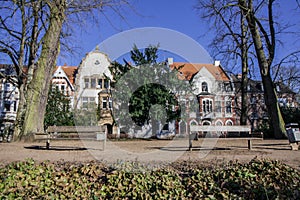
<box><xmin>0</xmin><ymin>159</ymin><xmax>299</xmax><ymax>199</ymax></box>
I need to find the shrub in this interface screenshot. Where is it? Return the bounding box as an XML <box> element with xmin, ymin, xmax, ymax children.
<box><xmin>0</xmin><ymin>159</ymin><xmax>299</xmax><ymax>199</ymax></box>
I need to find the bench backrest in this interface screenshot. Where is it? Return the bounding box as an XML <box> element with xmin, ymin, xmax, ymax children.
<box><xmin>47</xmin><ymin>126</ymin><xmax>106</xmax><ymax>133</ymax></box>
<box><xmin>190</xmin><ymin>125</ymin><xmax>251</xmax><ymax>132</ymax></box>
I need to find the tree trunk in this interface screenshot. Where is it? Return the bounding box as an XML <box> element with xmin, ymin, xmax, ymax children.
<box><xmin>240</xmin><ymin>14</ymin><xmax>248</xmax><ymax>126</ymax></box>
<box><xmin>20</xmin><ymin>1</ymin><xmax>66</xmax><ymax>140</ymax></box>
<box><xmin>261</xmin><ymin>75</ymin><xmax>286</xmax><ymax>138</ymax></box>
<box><xmin>239</xmin><ymin>0</ymin><xmax>286</xmax><ymax>138</ymax></box>
<box><xmin>240</xmin><ymin>60</ymin><xmax>248</xmax><ymax>126</ymax></box>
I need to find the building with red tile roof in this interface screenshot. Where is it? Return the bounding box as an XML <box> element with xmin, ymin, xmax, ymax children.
<box><xmin>169</xmin><ymin>61</ymin><xmax>230</xmax><ymax>82</ymax></box>
<box><xmin>168</xmin><ymin>58</ymin><xmax>237</xmax><ymax>137</ymax></box>
<box><xmin>52</xmin><ymin>65</ymin><xmax>77</xmax><ymax>107</ymax></box>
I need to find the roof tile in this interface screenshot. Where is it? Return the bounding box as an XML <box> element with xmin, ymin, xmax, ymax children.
<box><xmin>170</xmin><ymin>62</ymin><xmax>229</xmax><ymax>81</ymax></box>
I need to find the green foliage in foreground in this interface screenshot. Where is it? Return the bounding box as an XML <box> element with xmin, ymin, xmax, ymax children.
<box><xmin>0</xmin><ymin>159</ymin><xmax>299</xmax><ymax>199</ymax></box>
<box><xmin>44</xmin><ymin>86</ymin><xmax>74</xmax><ymax>129</ymax></box>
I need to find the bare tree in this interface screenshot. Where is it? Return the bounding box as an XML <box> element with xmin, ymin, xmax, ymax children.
<box><xmin>273</xmin><ymin>51</ymin><xmax>300</xmax><ymax>94</ymax></box>
<box><xmin>0</xmin><ymin>0</ymin><xmax>130</xmax><ymax>140</ymax></box>
<box><xmin>237</xmin><ymin>0</ymin><xmax>288</xmax><ymax>138</ymax></box>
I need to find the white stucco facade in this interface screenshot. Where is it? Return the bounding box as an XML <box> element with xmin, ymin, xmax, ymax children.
<box><xmin>192</xmin><ymin>67</ymin><xmax>216</xmax><ymax>95</ymax></box>
<box><xmin>74</xmin><ymin>49</ymin><xmax>112</xmax><ymax>109</ymax></box>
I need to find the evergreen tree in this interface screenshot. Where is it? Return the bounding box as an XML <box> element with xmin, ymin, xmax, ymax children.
<box><xmin>44</xmin><ymin>86</ymin><xmax>74</xmax><ymax>129</ymax></box>
<box><xmin>109</xmin><ymin>44</ymin><xmax>194</xmax><ymax>135</ymax></box>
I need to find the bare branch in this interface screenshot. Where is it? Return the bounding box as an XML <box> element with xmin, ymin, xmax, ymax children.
<box><xmin>272</xmin><ymin>50</ymin><xmax>300</xmax><ymax>82</ymax></box>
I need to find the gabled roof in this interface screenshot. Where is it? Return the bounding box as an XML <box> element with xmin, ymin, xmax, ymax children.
<box><xmin>169</xmin><ymin>62</ymin><xmax>230</xmax><ymax>81</ymax></box>
<box><xmin>0</xmin><ymin>64</ymin><xmax>77</xmax><ymax>86</ymax></box>
<box><xmin>53</xmin><ymin>65</ymin><xmax>77</xmax><ymax>85</ymax></box>
<box><xmin>275</xmin><ymin>81</ymin><xmax>296</xmax><ymax>94</ymax></box>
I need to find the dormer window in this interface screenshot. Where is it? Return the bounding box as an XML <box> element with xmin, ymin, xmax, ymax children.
<box><xmin>202</xmin><ymin>82</ymin><xmax>208</xmax><ymax>92</ymax></box>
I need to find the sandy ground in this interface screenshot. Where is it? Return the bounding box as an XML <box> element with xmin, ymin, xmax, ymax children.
<box><xmin>0</xmin><ymin>138</ymin><xmax>299</xmax><ymax>170</ymax></box>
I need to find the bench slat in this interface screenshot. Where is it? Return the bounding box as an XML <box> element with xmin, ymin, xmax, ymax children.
<box><xmin>190</xmin><ymin>125</ymin><xmax>251</xmax><ymax>132</ymax></box>
<box><xmin>46</xmin><ymin>138</ymin><xmax>96</xmax><ymax>141</ymax></box>
<box><xmin>47</xmin><ymin>126</ymin><xmax>106</xmax><ymax>133</ymax></box>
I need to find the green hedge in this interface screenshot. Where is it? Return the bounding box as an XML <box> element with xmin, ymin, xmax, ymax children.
<box><xmin>0</xmin><ymin>159</ymin><xmax>299</xmax><ymax>199</ymax></box>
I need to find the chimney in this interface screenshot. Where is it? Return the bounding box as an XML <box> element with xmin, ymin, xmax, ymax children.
<box><xmin>167</xmin><ymin>57</ymin><xmax>173</xmax><ymax>65</ymax></box>
<box><xmin>214</xmin><ymin>60</ymin><xmax>220</xmax><ymax>67</ymax></box>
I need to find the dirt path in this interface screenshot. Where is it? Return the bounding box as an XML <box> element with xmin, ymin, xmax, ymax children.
<box><xmin>0</xmin><ymin>138</ymin><xmax>299</xmax><ymax>169</ymax></box>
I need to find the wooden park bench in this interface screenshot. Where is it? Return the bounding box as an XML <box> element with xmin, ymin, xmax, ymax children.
<box><xmin>34</xmin><ymin>126</ymin><xmax>107</xmax><ymax>150</ymax></box>
<box><xmin>189</xmin><ymin>125</ymin><xmax>263</xmax><ymax>151</ymax></box>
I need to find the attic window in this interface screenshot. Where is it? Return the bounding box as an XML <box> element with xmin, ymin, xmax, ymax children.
<box><xmin>95</xmin><ymin>60</ymin><xmax>100</xmax><ymax>65</ymax></box>
<box><xmin>202</xmin><ymin>82</ymin><xmax>208</xmax><ymax>92</ymax></box>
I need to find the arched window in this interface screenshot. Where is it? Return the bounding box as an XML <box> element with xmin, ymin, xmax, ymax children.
<box><xmin>202</xmin><ymin>82</ymin><xmax>208</xmax><ymax>92</ymax></box>
<box><xmin>189</xmin><ymin>119</ymin><xmax>198</xmax><ymax>126</ymax></box>
<box><xmin>226</xmin><ymin>120</ymin><xmax>233</xmax><ymax>126</ymax></box>
<box><xmin>179</xmin><ymin>121</ymin><xmax>187</xmax><ymax>135</ymax></box>
<box><xmin>202</xmin><ymin>121</ymin><xmax>211</xmax><ymax>126</ymax></box>
<box><xmin>216</xmin><ymin>121</ymin><xmax>223</xmax><ymax>126</ymax></box>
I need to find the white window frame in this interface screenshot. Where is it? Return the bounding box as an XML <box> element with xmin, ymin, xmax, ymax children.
<box><xmin>202</xmin><ymin>82</ymin><xmax>208</xmax><ymax>92</ymax></box>
<box><xmin>102</xmin><ymin>97</ymin><xmax>107</xmax><ymax>109</ymax></box>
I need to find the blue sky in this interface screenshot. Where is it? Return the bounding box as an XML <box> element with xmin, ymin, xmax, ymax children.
<box><xmin>57</xmin><ymin>0</ymin><xmax>300</xmax><ymax>71</ymax></box>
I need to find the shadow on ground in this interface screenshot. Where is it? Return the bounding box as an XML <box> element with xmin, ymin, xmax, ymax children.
<box><xmin>24</xmin><ymin>145</ymin><xmax>88</xmax><ymax>151</ymax></box>
<box><xmin>253</xmin><ymin>143</ymin><xmax>291</xmax><ymax>151</ymax></box>
<box><xmin>146</xmin><ymin>146</ymin><xmax>231</xmax><ymax>152</ymax></box>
